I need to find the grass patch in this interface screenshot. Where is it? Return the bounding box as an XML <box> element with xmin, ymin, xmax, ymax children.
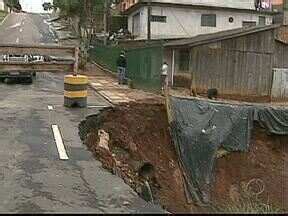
<box><xmin>0</xmin><ymin>10</ymin><xmax>8</xmax><ymax>23</ymax></box>
<box><xmin>211</xmin><ymin>179</ymin><xmax>284</xmax><ymax>214</ymax></box>
<box><xmin>213</xmin><ymin>195</ymin><xmax>283</xmax><ymax>214</ymax></box>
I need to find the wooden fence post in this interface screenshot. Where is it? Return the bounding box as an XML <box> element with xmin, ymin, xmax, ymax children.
<box><xmin>73</xmin><ymin>47</ymin><xmax>80</xmax><ymax>76</ymax></box>
<box><xmin>190</xmin><ymin>49</ymin><xmax>197</xmax><ymax>97</ymax></box>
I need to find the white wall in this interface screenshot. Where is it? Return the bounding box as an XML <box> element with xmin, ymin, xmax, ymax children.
<box><xmin>128</xmin><ymin>7</ymin><xmax>146</xmax><ymax>37</ymax></box>
<box><xmin>150</xmin><ymin>0</ymin><xmax>256</xmax><ymax>10</ymax></box>
<box><xmin>128</xmin><ymin>6</ymin><xmax>273</xmax><ymax>40</ymax></box>
<box><xmin>0</xmin><ymin>0</ymin><xmax>5</xmax><ymax>11</ymax></box>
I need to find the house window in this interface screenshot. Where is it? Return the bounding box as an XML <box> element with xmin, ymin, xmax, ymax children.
<box><xmin>242</xmin><ymin>21</ymin><xmax>257</xmax><ymax>28</ymax></box>
<box><xmin>259</xmin><ymin>16</ymin><xmax>266</xmax><ymax>25</ymax></box>
<box><xmin>151</xmin><ymin>15</ymin><xmax>167</xmax><ymax>23</ymax></box>
<box><xmin>201</xmin><ymin>14</ymin><xmax>216</xmax><ymax>27</ymax></box>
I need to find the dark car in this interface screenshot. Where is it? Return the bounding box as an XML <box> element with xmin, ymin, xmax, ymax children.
<box><xmin>0</xmin><ymin>54</ymin><xmax>35</xmax><ymax>84</ymax></box>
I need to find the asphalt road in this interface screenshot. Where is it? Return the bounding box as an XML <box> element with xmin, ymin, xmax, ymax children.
<box><xmin>0</xmin><ymin>13</ymin><xmax>56</xmax><ymax>44</ymax></box>
<box><xmin>0</xmin><ymin>13</ymin><xmax>163</xmax><ymax>213</ymax></box>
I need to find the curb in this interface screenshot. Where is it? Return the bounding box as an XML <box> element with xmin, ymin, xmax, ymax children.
<box><xmin>89</xmin><ymin>62</ymin><xmax>123</xmax><ymax>106</ymax></box>
<box><xmin>91</xmin><ymin>61</ymin><xmax>118</xmax><ymax>79</ymax></box>
<box><xmin>88</xmin><ymin>84</ymin><xmax>115</xmax><ymax>107</ymax></box>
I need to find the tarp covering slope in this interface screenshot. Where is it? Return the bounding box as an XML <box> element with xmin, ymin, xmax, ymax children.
<box><xmin>169</xmin><ymin>96</ymin><xmax>288</xmax><ymax>205</ymax></box>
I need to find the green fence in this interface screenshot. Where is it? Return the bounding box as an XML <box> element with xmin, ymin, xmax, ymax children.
<box><xmin>127</xmin><ymin>46</ymin><xmax>163</xmax><ymax>92</ymax></box>
<box><xmin>89</xmin><ymin>44</ymin><xmax>163</xmax><ymax>92</ymax></box>
<box><xmin>89</xmin><ymin>44</ymin><xmax>122</xmax><ymax>73</ymax></box>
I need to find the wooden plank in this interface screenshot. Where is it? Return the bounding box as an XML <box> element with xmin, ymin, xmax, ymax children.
<box><xmin>223</xmin><ymin>48</ymin><xmax>229</xmax><ymax>93</ymax></box>
<box><xmin>238</xmin><ymin>51</ymin><xmax>245</xmax><ymax>95</ymax></box>
<box><xmin>236</xmin><ymin>51</ymin><xmax>243</xmax><ymax>96</ymax></box>
<box><xmin>281</xmin><ymin>43</ymin><xmax>288</xmax><ymax>68</ymax></box>
<box><xmin>218</xmin><ymin>48</ymin><xmax>223</xmax><ymax>93</ymax></box>
<box><xmin>262</xmin><ymin>54</ymin><xmax>270</xmax><ymax>96</ymax></box>
<box><xmin>216</xmin><ymin>48</ymin><xmax>222</xmax><ymax>92</ymax></box>
<box><xmin>257</xmin><ymin>53</ymin><xmax>264</xmax><ymax>96</ymax></box>
<box><xmin>235</xmin><ymin>37</ymin><xmax>244</xmax><ymax>52</ymax></box>
<box><xmin>201</xmin><ymin>47</ymin><xmax>209</xmax><ymax>91</ymax></box>
<box><xmin>247</xmin><ymin>53</ymin><xmax>257</xmax><ymax>94</ymax></box>
<box><xmin>267</xmin><ymin>54</ymin><xmax>274</xmax><ymax>96</ymax></box>
<box><xmin>271</xmin><ymin>69</ymin><xmax>286</xmax><ymax>99</ymax></box>
<box><xmin>196</xmin><ymin>48</ymin><xmax>203</xmax><ymax>92</ymax></box>
<box><xmin>189</xmin><ymin>49</ymin><xmax>195</xmax><ymax>95</ymax></box>
<box><xmin>283</xmin><ymin>71</ymin><xmax>288</xmax><ymax>98</ymax></box>
<box><xmin>229</xmin><ymin>49</ymin><xmax>236</xmax><ymax>94</ymax></box>
<box><xmin>73</xmin><ymin>47</ymin><xmax>79</xmax><ymax>75</ymax></box>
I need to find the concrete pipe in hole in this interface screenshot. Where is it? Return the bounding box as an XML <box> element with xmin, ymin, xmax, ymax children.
<box><xmin>138</xmin><ymin>162</ymin><xmax>155</xmax><ymax>179</ymax></box>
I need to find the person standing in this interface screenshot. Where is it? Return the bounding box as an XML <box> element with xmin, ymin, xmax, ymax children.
<box><xmin>116</xmin><ymin>51</ymin><xmax>127</xmax><ymax>85</ymax></box>
<box><xmin>161</xmin><ymin>62</ymin><xmax>169</xmax><ymax>95</ymax></box>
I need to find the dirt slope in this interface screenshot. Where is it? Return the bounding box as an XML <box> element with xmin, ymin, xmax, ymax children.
<box><xmin>212</xmin><ymin>125</ymin><xmax>288</xmax><ymax>210</ymax></box>
<box><xmin>79</xmin><ymin>101</ymin><xmax>287</xmax><ymax>213</ymax></box>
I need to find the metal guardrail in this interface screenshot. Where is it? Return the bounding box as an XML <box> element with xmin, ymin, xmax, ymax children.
<box><xmin>0</xmin><ymin>61</ymin><xmax>74</xmax><ymax>72</ymax></box>
<box><xmin>0</xmin><ymin>44</ymin><xmax>79</xmax><ymax>73</ymax></box>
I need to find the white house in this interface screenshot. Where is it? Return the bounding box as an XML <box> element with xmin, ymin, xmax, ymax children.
<box><xmin>0</xmin><ymin>0</ymin><xmax>5</xmax><ymax>11</ymax></box>
<box><xmin>0</xmin><ymin>0</ymin><xmax>8</xmax><ymax>12</ymax></box>
<box><xmin>125</xmin><ymin>0</ymin><xmax>275</xmax><ymax>40</ymax></box>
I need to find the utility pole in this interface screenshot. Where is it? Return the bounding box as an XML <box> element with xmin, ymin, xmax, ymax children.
<box><xmin>147</xmin><ymin>0</ymin><xmax>152</xmax><ymax>42</ymax></box>
<box><xmin>104</xmin><ymin>0</ymin><xmax>109</xmax><ymax>46</ymax></box>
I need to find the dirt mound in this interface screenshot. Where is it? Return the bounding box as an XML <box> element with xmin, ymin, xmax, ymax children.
<box><xmin>79</xmin><ymin>101</ymin><xmax>193</xmax><ymax>213</ymax></box>
<box><xmin>79</xmin><ymin>102</ymin><xmax>287</xmax><ymax>213</ymax></box>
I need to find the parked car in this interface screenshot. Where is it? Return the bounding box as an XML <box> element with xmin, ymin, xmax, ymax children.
<box><xmin>0</xmin><ymin>54</ymin><xmax>34</xmax><ymax>84</ymax></box>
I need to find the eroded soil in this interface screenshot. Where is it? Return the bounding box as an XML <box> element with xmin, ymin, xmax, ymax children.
<box><xmin>79</xmin><ymin>101</ymin><xmax>287</xmax><ymax>213</ymax></box>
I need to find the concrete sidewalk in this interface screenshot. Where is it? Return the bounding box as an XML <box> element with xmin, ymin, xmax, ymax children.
<box><xmin>82</xmin><ymin>63</ymin><xmax>163</xmax><ymax>105</ymax></box>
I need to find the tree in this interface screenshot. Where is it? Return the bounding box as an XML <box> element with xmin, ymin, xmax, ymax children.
<box><xmin>52</xmin><ymin>0</ymin><xmax>117</xmax><ymax>39</ymax></box>
<box><xmin>53</xmin><ymin>0</ymin><xmax>113</xmax><ymax>68</ymax></box>
<box><xmin>42</xmin><ymin>2</ymin><xmax>53</xmax><ymax>11</ymax></box>
<box><xmin>4</xmin><ymin>0</ymin><xmax>21</xmax><ymax>12</ymax></box>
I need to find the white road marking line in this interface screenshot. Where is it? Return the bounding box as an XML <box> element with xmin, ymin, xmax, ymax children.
<box><xmin>8</xmin><ymin>22</ymin><xmax>21</xmax><ymax>29</ymax></box>
<box><xmin>52</xmin><ymin>125</ymin><xmax>69</xmax><ymax>160</ymax></box>
<box><xmin>48</xmin><ymin>105</ymin><xmax>54</xmax><ymax>110</ymax></box>
<box><xmin>16</xmin><ymin>38</ymin><xmax>19</xmax><ymax>44</ymax></box>
<box><xmin>88</xmin><ymin>105</ymin><xmax>110</xmax><ymax>109</ymax></box>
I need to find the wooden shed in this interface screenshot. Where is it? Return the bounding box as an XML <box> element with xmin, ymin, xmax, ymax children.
<box><xmin>164</xmin><ymin>24</ymin><xmax>288</xmax><ymax>101</ymax></box>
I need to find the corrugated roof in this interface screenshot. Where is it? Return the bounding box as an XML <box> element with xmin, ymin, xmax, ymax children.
<box><xmin>164</xmin><ymin>24</ymin><xmax>281</xmax><ymax>48</ymax></box>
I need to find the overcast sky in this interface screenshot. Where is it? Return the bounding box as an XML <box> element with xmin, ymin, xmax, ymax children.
<box><xmin>20</xmin><ymin>0</ymin><xmax>52</xmax><ymax>13</ymax></box>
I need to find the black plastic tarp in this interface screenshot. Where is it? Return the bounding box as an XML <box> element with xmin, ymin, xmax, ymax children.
<box><xmin>169</xmin><ymin>96</ymin><xmax>288</xmax><ymax>205</ymax></box>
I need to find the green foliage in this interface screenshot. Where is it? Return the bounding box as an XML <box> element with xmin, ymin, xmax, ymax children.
<box><xmin>88</xmin><ymin>44</ymin><xmax>122</xmax><ymax>72</ymax></box>
<box><xmin>52</xmin><ymin>0</ymin><xmax>116</xmax><ymax>68</ymax></box>
<box><xmin>4</xmin><ymin>0</ymin><xmax>21</xmax><ymax>10</ymax></box>
<box><xmin>53</xmin><ymin>0</ymin><xmax>108</xmax><ymax>17</ymax></box>
<box><xmin>42</xmin><ymin>2</ymin><xmax>53</xmax><ymax>11</ymax></box>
